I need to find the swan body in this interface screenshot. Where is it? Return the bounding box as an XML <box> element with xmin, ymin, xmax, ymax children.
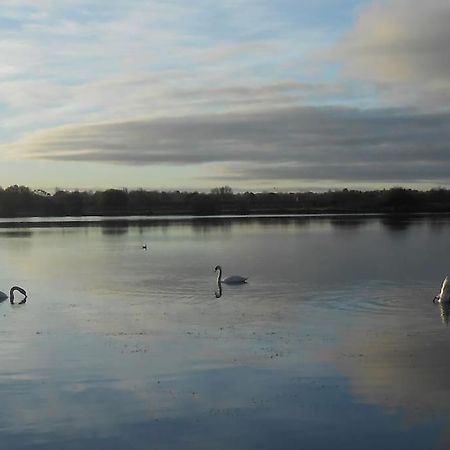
<box><xmin>214</xmin><ymin>265</ymin><xmax>247</xmax><ymax>284</ymax></box>
<box><xmin>434</xmin><ymin>276</ymin><xmax>450</xmax><ymax>303</ymax></box>
<box><xmin>0</xmin><ymin>286</ymin><xmax>27</xmax><ymax>304</ymax></box>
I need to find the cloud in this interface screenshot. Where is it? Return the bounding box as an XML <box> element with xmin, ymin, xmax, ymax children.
<box><xmin>333</xmin><ymin>0</ymin><xmax>450</xmax><ymax>106</ymax></box>
<box><xmin>4</xmin><ymin>106</ymin><xmax>450</xmax><ymax>185</ymax></box>
<box><xmin>0</xmin><ymin>75</ymin><xmax>343</xmax><ymax>144</ymax></box>
<box><xmin>1</xmin><ymin>0</ymin><xmax>449</xmax><ymax>189</ymax></box>
<box><xmin>0</xmin><ymin>1</ymin><xmax>338</xmax><ymax>138</ymax></box>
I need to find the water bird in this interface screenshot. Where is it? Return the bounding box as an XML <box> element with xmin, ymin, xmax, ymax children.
<box><xmin>434</xmin><ymin>276</ymin><xmax>450</xmax><ymax>303</ymax></box>
<box><xmin>0</xmin><ymin>286</ymin><xmax>28</xmax><ymax>304</ymax></box>
<box><xmin>214</xmin><ymin>265</ymin><xmax>247</xmax><ymax>284</ymax></box>
<box><xmin>142</xmin><ymin>244</ymin><xmax>147</xmax><ymax>250</ymax></box>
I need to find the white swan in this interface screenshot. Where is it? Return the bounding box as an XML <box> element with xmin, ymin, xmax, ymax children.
<box><xmin>0</xmin><ymin>286</ymin><xmax>27</xmax><ymax>304</ymax></box>
<box><xmin>214</xmin><ymin>265</ymin><xmax>247</xmax><ymax>284</ymax></box>
<box><xmin>434</xmin><ymin>276</ymin><xmax>450</xmax><ymax>303</ymax></box>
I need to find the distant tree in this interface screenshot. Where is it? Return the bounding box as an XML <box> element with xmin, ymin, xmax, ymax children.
<box><xmin>1</xmin><ymin>185</ymin><xmax>450</xmax><ymax>218</ymax></box>
<box><xmin>210</xmin><ymin>186</ymin><xmax>233</xmax><ymax>196</ymax></box>
<box><xmin>382</xmin><ymin>187</ymin><xmax>419</xmax><ymax>212</ymax></box>
<box><xmin>101</xmin><ymin>189</ymin><xmax>129</xmax><ymax>212</ymax></box>
<box><xmin>1</xmin><ymin>185</ymin><xmax>34</xmax><ymax>216</ymax></box>
<box><xmin>191</xmin><ymin>193</ymin><xmax>217</xmax><ymax>214</ymax></box>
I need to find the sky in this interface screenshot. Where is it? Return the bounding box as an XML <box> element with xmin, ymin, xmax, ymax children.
<box><xmin>1</xmin><ymin>0</ymin><xmax>450</xmax><ymax>192</ymax></box>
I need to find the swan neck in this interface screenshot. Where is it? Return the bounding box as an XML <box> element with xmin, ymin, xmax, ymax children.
<box><xmin>217</xmin><ymin>267</ymin><xmax>222</xmax><ymax>282</ymax></box>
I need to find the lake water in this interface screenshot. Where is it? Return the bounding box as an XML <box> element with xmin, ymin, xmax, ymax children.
<box><xmin>1</xmin><ymin>215</ymin><xmax>450</xmax><ymax>449</ymax></box>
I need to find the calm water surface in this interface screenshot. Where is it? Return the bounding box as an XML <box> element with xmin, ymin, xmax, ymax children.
<box><xmin>1</xmin><ymin>215</ymin><xmax>450</xmax><ymax>449</ymax></box>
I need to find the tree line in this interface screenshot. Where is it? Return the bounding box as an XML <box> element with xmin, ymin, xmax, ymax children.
<box><xmin>1</xmin><ymin>185</ymin><xmax>450</xmax><ymax>217</ymax></box>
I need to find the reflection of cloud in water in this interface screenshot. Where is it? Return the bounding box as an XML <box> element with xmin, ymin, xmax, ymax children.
<box><xmin>334</xmin><ymin>308</ymin><xmax>450</xmax><ymax>447</ymax></box>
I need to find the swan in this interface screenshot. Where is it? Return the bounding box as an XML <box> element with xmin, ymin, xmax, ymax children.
<box><xmin>0</xmin><ymin>286</ymin><xmax>27</xmax><ymax>304</ymax></box>
<box><xmin>214</xmin><ymin>265</ymin><xmax>247</xmax><ymax>284</ymax></box>
<box><xmin>434</xmin><ymin>276</ymin><xmax>450</xmax><ymax>303</ymax></box>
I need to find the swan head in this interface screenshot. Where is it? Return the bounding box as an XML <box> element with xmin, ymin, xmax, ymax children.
<box><xmin>214</xmin><ymin>265</ymin><xmax>222</xmax><ymax>272</ymax></box>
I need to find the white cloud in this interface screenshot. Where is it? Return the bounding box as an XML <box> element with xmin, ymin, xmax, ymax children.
<box><xmin>0</xmin><ymin>0</ymin><xmax>334</xmax><ymax>142</ymax></box>
<box><xmin>333</xmin><ymin>0</ymin><xmax>450</xmax><ymax>106</ymax></box>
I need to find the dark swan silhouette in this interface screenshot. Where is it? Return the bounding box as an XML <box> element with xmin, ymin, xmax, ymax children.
<box><xmin>0</xmin><ymin>286</ymin><xmax>27</xmax><ymax>304</ymax></box>
<box><xmin>214</xmin><ymin>265</ymin><xmax>248</xmax><ymax>284</ymax></box>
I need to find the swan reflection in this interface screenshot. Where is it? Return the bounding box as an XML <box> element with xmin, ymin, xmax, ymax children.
<box><xmin>215</xmin><ymin>282</ymin><xmax>222</xmax><ymax>299</ymax></box>
<box><xmin>439</xmin><ymin>302</ymin><xmax>450</xmax><ymax>325</ymax></box>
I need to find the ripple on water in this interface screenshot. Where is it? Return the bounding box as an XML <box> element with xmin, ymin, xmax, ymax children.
<box><xmin>311</xmin><ymin>282</ymin><xmax>433</xmax><ymax>318</ymax></box>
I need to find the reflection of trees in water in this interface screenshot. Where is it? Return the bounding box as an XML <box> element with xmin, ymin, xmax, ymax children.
<box><xmin>190</xmin><ymin>217</ymin><xmax>313</xmax><ymax>234</ymax></box>
<box><xmin>101</xmin><ymin>227</ymin><xmax>129</xmax><ymax>236</ymax></box>
<box><xmin>4</xmin><ymin>215</ymin><xmax>450</xmax><ymax>241</ymax></box>
<box><xmin>137</xmin><ymin>221</ymin><xmax>169</xmax><ymax>235</ymax></box>
<box><xmin>427</xmin><ymin>216</ymin><xmax>450</xmax><ymax>233</ymax></box>
<box><xmin>1</xmin><ymin>217</ymin><xmax>312</xmax><ymax>236</ymax></box>
<box><xmin>381</xmin><ymin>216</ymin><xmax>415</xmax><ymax>233</ymax></box>
<box><xmin>0</xmin><ymin>230</ymin><xmax>33</xmax><ymax>238</ymax></box>
<box><xmin>101</xmin><ymin>220</ymin><xmax>131</xmax><ymax>236</ymax></box>
<box><xmin>192</xmin><ymin>219</ymin><xmax>233</xmax><ymax>235</ymax></box>
<box><xmin>380</xmin><ymin>214</ymin><xmax>450</xmax><ymax>234</ymax></box>
<box><xmin>330</xmin><ymin>217</ymin><xmax>368</xmax><ymax>230</ymax></box>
